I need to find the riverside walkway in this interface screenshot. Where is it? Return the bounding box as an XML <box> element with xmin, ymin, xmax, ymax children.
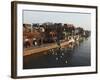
<box><xmin>23</xmin><ymin>39</ymin><xmax>75</xmax><ymax>56</ymax></box>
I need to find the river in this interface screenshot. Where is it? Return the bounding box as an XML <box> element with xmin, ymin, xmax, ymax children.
<box><xmin>23</xmin><ymin>37</ymin><xmax>91</xmax><ymax>69</ymax></box>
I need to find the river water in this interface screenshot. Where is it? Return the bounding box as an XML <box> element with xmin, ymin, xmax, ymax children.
<box><xmin>23</xmin><ymin>37</ymin><xmax>91</xmax><ymax>69</ymax></box>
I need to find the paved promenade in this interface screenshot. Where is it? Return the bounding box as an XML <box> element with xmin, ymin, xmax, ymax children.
<box><xmin>24</xmin><ymin>39</ymin><xmax>74</xmax><ymax>56</ymax></box>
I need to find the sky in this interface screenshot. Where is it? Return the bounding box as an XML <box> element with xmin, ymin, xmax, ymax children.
<box><xmin>23</xmin><ymin>10</ymin><xmax>91</xmax><ymax>30</ymax></box>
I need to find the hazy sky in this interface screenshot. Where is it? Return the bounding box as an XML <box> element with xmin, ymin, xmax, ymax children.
<box><xmin>23</xmin><ymin>10</ymin><xmax>91</xmax><ymax>30</ymax></box>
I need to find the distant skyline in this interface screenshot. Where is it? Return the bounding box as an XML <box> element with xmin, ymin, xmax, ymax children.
<box><xmin>23</xmin><ymin>10</ymin><xmax>91</xmax><ymax>30</ymax></box>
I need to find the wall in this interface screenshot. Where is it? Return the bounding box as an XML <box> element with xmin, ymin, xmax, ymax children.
<box><xmin>0</xmin><ymin>0</ymin><xmax>100</xmax><ymax>80</ymax></box>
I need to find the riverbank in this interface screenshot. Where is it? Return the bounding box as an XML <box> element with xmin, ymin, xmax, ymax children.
<box><xmin>23</xmin><ymin>36</ymin><xmax>88</xmax><ymax>56</ymax></box>
<box><xmin>24</xmin><ymin>38</ymin><xmax>75</xmax><ymax>56</ymax></box>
